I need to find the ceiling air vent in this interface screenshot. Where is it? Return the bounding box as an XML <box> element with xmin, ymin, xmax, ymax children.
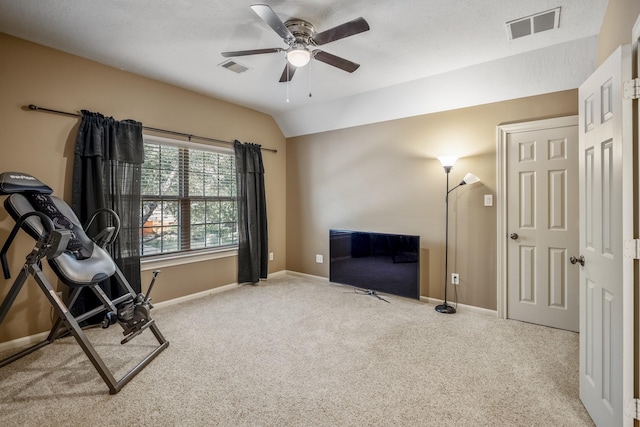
<box><xmin>506</xmin><ymin>7</ymin><xmax>561</xmax><ymax>40</ymax></box>
<box><xmin>219</xmin><ymin>60</ymin><xmax>250</xmax><ymax>74</ymax></box>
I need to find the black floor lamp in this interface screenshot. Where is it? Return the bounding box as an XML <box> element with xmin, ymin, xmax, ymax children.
<box><xmin>435</xmin><ymin>156</ymin><xmax>480</xmax><ymax>314</ymax></box>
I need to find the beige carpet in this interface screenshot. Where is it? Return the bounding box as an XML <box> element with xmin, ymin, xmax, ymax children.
<box><xmin>0</xmin><ymin>274</ymin><xmax>593</xmax><ymax>426</ymax></box>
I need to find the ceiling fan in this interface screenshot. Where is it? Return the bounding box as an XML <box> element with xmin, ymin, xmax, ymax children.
<box><xmin>222</xmin><ymin>4</ymin><xmax>370</xmax><ymax>82</ymax></box>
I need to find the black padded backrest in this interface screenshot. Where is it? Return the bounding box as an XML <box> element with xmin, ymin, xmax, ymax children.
<box><xmin>21</xmin><ymin>192</ymin><xmax>94</xmax><ymax>260</ymax></box>
<box><xmin>1</xmin><ymin>172</ymin><xmax>116</xmax><ymax>287</ymax></box>
<box><xmin>0</xmin><ymin>172</ymin><xmax>92</xmax><ymax>259</ymax></box>
<box><xmin>4</xmin><ymin>193</ymin><xmax>116</xmax><ymax>286</ymax></box>
<box><xmin>0</xmin><ymin>172</ymin><xmax>53</xmax><ymax>195</ymax></box>
<box><xmin>0</xmin><ymin>172</ymin><xmax>57</xmax><ymax>242</ymax></box>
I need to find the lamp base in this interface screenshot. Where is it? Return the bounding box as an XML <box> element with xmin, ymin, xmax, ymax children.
<box><xmin>435</xmin><ymin>303</ymin><xmax>456</xmax><ymax>314</ymax></box>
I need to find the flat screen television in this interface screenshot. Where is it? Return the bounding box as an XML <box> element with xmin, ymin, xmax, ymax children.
<box><xmin>329</xmin><ymin>229</ymin><xmax>420</xmax><ymax>300</ymax></box>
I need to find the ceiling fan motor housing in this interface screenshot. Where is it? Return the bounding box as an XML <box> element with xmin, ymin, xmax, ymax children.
<box><xmin>284</xmin><ymin>19</ymin><xmax>315</xmax><ymax>46</ymax></box>
<box><xmin>221</xmin><ymin>5</ymin><xmax>370</xmax><ymax>82</ymax></box>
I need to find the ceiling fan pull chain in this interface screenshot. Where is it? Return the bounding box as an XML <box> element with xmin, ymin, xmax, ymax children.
<box><xmin>308</xmin><ymin>60</ymin><xmax>313</xmax><ymax>98</ymax></box>
<box><xmin>286</xmin><ymin>61</ymin><xmax>290</xmax><ymax>103</ymax></box>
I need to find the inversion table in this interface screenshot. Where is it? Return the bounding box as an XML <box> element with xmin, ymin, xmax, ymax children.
<box><xmin>0</xmin><ymin>172</ymin><xmax>168</xmax><ymax>394</ymax></box>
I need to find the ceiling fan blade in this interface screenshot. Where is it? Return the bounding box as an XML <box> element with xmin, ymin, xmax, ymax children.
<box><xmin>311</xmin><ymin>17</ymin><xmax>370</xmax><ymax>45</ymax></box>
<box><xmin>279</xmin><ymin>62</ymin><xmax>297</xmax><ymax>82</ymax></box>
<box><xmin>222</xmin><ymin>48</ymin><xmax>283</xmax><ymax>57</ymax></box>
<box><xmin>312</xmin><ymin>50</ymin><xmax>360</xmax><ymax>73</ymax></box>
<box><xmin>251</xmin><ymin>4</ymin><xmax>295</xmax><ymax>42</ymax></box>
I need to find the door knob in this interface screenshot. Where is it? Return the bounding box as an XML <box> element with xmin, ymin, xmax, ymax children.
<box><xmin>570</xmin><ymin>255</ymin><xmax>585</xmax><ymax>266</ymax></box>
<box><xmin>509</xmin><ymin>233</ymin><xmax>519</xmax><ymax>240</ymax></box>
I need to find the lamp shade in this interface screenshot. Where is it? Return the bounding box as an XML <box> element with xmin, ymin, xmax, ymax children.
<box><xmin>287</xmin><ymin>47</ymin><xmax>311</xmax><ymax>67</ymax></box>
<box><xmin>461</xmin><ymin>172</ymin><xmax>480</xmax><ymax>185</ymax></box>
<box><xmin>437</xmin><ymin>156</ymin><xmax>458</xmax><ymax>168</ymax></box>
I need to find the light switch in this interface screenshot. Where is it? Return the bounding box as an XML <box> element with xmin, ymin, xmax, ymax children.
<box><xmin>484</xmin><ymin>194</ymin><xmax>493</xmax><ymax>206</ymax></box>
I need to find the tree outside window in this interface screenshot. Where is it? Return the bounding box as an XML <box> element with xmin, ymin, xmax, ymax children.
<box><xmin>140</xmin><ymin>138</ymin><xmax>237</xmax><ymax>256</ymax></box>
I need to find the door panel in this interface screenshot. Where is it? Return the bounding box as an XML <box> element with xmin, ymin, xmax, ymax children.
<box><xmin>506</xmin><ymin>120</ymin><xmax>579</xmax><ymax>331</ymax></box>
<box><xmin>578</xmin><ymin>44</ymin><xmax>633</xmax><ymax>427</ymax></box>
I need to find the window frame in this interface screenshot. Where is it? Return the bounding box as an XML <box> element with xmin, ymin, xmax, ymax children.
<box><xmin>139</xmin><ymin>134</ymin><xmax>238</xmax><ymax>268</ymax></box>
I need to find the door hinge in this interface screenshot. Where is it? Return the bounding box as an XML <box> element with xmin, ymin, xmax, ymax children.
<box><xmin>623</xmin><ymin>78</ymin><xmax>640</xmax><ymax>100</ymax></box>
<box><xmin>623</xmin><ymin>239</ymin><xmax>640</xmax><ymax>259</ymax></box>
<box><xmin>626</xmin><ymin>398</ymin><xmax>640</xmax><ymax>420</ymax></box>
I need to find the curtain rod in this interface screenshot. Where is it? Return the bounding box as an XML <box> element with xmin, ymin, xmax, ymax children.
<box><xmin>26</xmin><ymin>104</ymin><xmax>277</xmax><ymax>153</ymax></box>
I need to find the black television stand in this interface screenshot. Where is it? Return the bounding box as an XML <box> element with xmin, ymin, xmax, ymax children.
<box><xmin>355</xmin><ymin>288</ymin><xmax>391</xmax><ymax>303</ymax></box>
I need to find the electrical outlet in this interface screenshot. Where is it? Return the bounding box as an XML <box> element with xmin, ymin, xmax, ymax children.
<box><xmin>269</xmin><ymin>252</ymin><xmax>274</xmax><ymax>261</ymax></box>
<box><xmin>316</xmin><ymin>254</ymin><xmax>323</xmax><ymax>263</ymax></box>
<box><xmin>451</xmin><ymin>273</ymin><xmax>460</xmax><ymax>285</ymax></box>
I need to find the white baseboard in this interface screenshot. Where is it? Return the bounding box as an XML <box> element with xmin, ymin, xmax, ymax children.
<box><xmin>153</xmin><ymin>282</ymin><xmax>239</xmax><ymax>310</ymax></box>
<box><xmin>284</xmin><ymin>270</ymin><xmax>329</xmax><ymax>282</ymax></box>
<box><xmin>0</xmin><ymin>270</ymin><xmax>496</xmax><ymax>353</ymax></box>
<box><xmin>154</xmin><ymin>270</ymin><xmax>288</xmax><ymax>310</ymax></box>
<box><xmin>266</xmin><ymin>270</ymin><xmax>288</xmax><ymax>279</ymax></box>
<box><xmin>0</xmin><ymin>331</ymin><xmax>50</xmax><ymax>354</ymax></box>
<box><xmin>285</xmin><ymin>271</ymin><xmax>497</xmax><ymax>316</ymax></box>
<box><xmin>0</xmin><ymin>270</ymin><xmax>291</xmax><ymax>353</ymax></box>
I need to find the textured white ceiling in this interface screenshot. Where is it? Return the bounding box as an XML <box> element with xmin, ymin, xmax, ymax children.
<box><xmin>0</xmin><ymin>0</ymin><xmax>608</xmax><ymax>137</ymax></box>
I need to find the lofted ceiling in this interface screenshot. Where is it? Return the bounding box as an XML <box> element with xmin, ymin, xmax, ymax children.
<box><xmin>0</xmin><ymin>0</ymin><xmax>608</xmax><ymax>137</ymax></box>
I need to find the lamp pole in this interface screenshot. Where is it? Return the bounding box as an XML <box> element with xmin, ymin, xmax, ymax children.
<box><xmin>435</xmin><ymin>157</ymin><xmax>480</xmax><ymax>314</ymax></box>
<box><xmin>436</xmin><ymin>165</ymin><xmax>456</xmax><ymax>314</ymax></box>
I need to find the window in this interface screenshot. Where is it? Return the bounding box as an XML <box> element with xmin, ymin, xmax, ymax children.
<box><xmin>140</xmin><ymin>135</ymin><xmax>237</xmax><ymax>256</ymax></box>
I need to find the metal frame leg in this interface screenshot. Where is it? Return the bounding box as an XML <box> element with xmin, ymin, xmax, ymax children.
<box><xmin>0</xmin><ymin>263</ymin><xmax>169</xmax><ymax>394</ymax></box>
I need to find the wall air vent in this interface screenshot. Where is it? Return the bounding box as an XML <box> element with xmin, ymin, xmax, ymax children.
<box><xmin>506</xmin><ymin>7</ymin><xmax>561</xmax><ymax>40</ymax></box>
<box><xmin>219</xmin><ymin>60</ymin><xmax>250</xmax><ymax>74</ymax></box>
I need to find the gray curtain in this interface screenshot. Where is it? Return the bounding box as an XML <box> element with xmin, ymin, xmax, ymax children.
<box><xmin>71</xmin><ymin>110</ymin><xmax>144</xmax><ymax>316</ymax></box>
<box><xmin>234</xmin><ymin>141</ymin><xmax>268</xmax><ymax>283</ymax></box>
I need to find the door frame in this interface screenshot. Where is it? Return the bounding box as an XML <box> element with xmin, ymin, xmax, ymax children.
<box><xmin>633</xmin><ymin>15</ymin><xmax>640</xmax><ymax>421</ymax></box>
<box><xmin>496</xmin><ymin>115</ymin><xmax>579</xmax><ymax>319</ymax></box>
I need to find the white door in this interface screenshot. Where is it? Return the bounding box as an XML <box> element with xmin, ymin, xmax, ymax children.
<box><xmin>505</xmin><ymin>118</ymin><xmax>579</xmax><ymax>331</ymax></box>
<box><xmin>578</xmin><ymin>44</ymin><xmax>633</xmax><ymax>427</ymax></box>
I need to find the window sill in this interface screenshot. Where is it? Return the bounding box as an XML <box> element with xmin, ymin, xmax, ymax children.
<box><xmin>140</xmin><ymin>247</ymin><xmax>238</xmax><ymax>271</ymax></box>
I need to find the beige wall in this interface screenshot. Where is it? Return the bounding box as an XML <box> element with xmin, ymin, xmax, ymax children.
<box><xmin>0</xmin><ymin>0</ymin><xmax>637</xmax><ymax>343</ymax></box>
<box><xmin>598</xmin><ymin>0</ymin><xmax>640</xmax><ymax>65</ymax></box>
<box><xmin>0</xmin><ymin>33</ymin><xmax>287</xmax><ymax>343</ymax></box>
<box><xmin>286</xmin><ymin>91</ymin><xmax>578</xmax><ymax>310</ymax></box>
<box><xmin>286</xmin><ymin>0</ymin><xmax>639</xmax><ymax>311</ymax></box>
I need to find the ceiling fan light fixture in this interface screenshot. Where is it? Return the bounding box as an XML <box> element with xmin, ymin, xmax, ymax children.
<box><xmin>223</xmin><ymin>5</ymin><xmax>370</xmax><ymax>82</ymax></box>
<box><xmin>286</xmin><ymin>46</ymin><xmax>311</xmax><ymax>67</ymax></box>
